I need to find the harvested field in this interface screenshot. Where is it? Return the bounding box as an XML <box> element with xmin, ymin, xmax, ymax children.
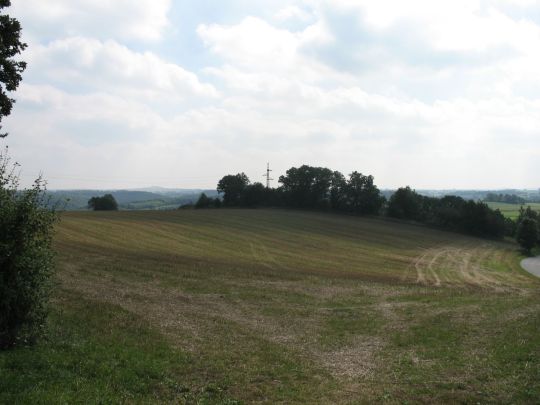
<box><xmin>1</xmin><ymin>209</ymin><xmax>539</xmax><ymax>403</ymax></box>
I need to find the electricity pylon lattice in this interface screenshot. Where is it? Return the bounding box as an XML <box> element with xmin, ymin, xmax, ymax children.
<box><xmin>263</xmin><ymin>162</ymin><xmax>273</xmax><ymax>188</ymax></box>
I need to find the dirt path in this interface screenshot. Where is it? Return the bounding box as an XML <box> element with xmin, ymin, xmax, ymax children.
<box><xmin>521</xmin><ymin>256</ymin><xmax>540</xmax><ymax>278</ymax></box>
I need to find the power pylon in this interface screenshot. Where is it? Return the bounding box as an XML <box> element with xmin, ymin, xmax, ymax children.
<box><xmin>263</xmin><ymin>162</ymin><xmax>273</xmax><ymax>188</ymax></box>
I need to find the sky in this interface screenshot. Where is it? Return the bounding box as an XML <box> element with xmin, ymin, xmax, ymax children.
<box><xmin>2</xmin><ymin>0</ymin><xmax>540</xmax><ymax>190</ymax></box>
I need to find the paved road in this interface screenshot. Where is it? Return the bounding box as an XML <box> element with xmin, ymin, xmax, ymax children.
<box><xmin>521</xmin><ymin>256</ymin><xmax>540</xmax><ymax>278</ymax></box>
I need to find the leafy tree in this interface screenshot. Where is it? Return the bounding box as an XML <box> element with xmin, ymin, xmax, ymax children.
<box><xmin>241</xmin><ymin>182</ymin><xmax>266</xmax><ymax>207</ymax></box>
<box><xmin>195</xmin><ymin>193</ymin><xmax>211</xmax><ymax>208</ymax></box>
<box><xmin>329</xmin><ymin>171</ymin><xmax>347</xmax><ymax>211</ymax></box>
<box><xmin>217</xmin><ymin>173</ymin><xmax>250</xmax><ymax>206</ymax></box>
<box><xmin>516</xmin><ymin>218</ymin><xmax>538</xmax><ymax>254</ymax></box>
<box><xmin>387</xmin><ymin>189</ymin><xmax>506</xmax><ymax>238</ymax></box>
<box><xmin>433</xmin><ymin>195</ymin><xmax>465</xmax><ymax>228</ymax></box>
<box><xmin>387</xmin><ymin>187</ymin><xmax>423</xmax><ymax>220</ymax></box>
<box><xmin>279</xmin><ymin>165</ymin><xmax>334</xmax><ymax>208</ymax></box>
<box><xmin>517</xmin><ymin>206</ymin><xmax>539</xmax><ymax>225</ymax></box>
<box><xmin>0</xmin><ymin>149</ymin><xmax>56</xmax><ymax>348</ymax></box>
<box><xmin>343</xmin><ymin>171</ymin><xmax>385</xmax><ymax>215</ymax></box>
<box><xmin>88</xmin><ymin>194</ymin><xmax>118</xmax><ymax>211</ymax></box>
<box><xmin>195</xmin><ymin>193</ymin><xmax>222</xmax><ymax>209</ymax></box>
<box><xmin>504</xmin><ymin>217</ymin><xmax>517</xmax><ymax>237</ymax></box>
<box><xmin>0</xmin><ymin>1</ymin><xmax>27</xmax><ymax>138</ymax></box>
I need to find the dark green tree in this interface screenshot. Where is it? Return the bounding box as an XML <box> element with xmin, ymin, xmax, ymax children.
<box><xmin>88</xmin><ymin>194</ymin><xmax>118</xmax><ymax>211</ymax></box>
<box><xmin>516</xmin><ymin>218</ymin><xmax>538</xmax><ymax>254</ymax></box>
<box><xmin>195</xmin><ymin>192</ymin><xmax>211</xmax><ymax>208</ymax></box>
<box><xmin>279</xmin><ymin>165</ymin><xmax>334</xmax><ymax>208</ymax></box>
<box><xmin>329</xmin><ymin>171</ymin><xmax>347</xmax><ymax>211</ymax></box>
<box><xmin>217</xmin><ymin>173</ymin><xmax>250</xmax><ymax>206</ymax></box>
<box><xmin>387</xmin><ymin>186</ymin><xmax>423</xmax><ymax>220</ymax></box>
<box><xmin>0</xmin><ymin>149</ymin><xmax>56</xmax><ymax>348</ymax></box>
<box><xmin>0</xmin><ymin>0</ymin><xmax>27</xmax><ymax>138</ymax></box>
<box><xmin>517</xmin><ymin>206</ymin><xmax>539</xmax><ymax>224</ymax></box>
<box><xmin>343</xmin><ymin>171</ymin><xmax>385</xmax><ymax>215</ymax></box>
<box><xmin>241</xmin><ymin>182</ymin><xmax>266</xmax><ymax>207</ymax></box>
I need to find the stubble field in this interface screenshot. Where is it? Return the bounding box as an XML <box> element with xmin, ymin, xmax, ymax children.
<box><xmin>1</xmin><ymin>209</ymin><xmax>539</xmax><ymax>403</ymax></box>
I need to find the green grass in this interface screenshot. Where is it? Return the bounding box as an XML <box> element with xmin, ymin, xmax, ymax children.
<box><xmin>0</xmin><ymin>291</ymin><xmax>238</xmax><ymax>404</ymax></box>
<box><xmin>487</xmin><ymin>202</ymin><xmax>540</xmax><ymax>219</ymax></box>
<box><xmin>2</xmin><ymin>209</ymin><xmax>539</xmax><ymax>403</ymax></box>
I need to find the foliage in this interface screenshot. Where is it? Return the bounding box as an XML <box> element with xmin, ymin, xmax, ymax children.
<box><xmin>0</xmin><ymin>149</ymin><xmax>56</xmax><ymax>349</ymax></box>
<box><xmin>387</xmin><ymin>187</ymin><xmax>507</xmax><ymax>238</ymax></box>
<box><xmin>87</xmin><ymin>194</ymin><xmax>118</xmax><ymax>211</ymax></box>
<box><xmin>484</xmin><ymin>193</ymin><xmax>526</xmax><ymax>205</ymax></box>
<box><xmin>277</xmin><ymin>165</ymin><xmax>385</xmax><ymax>214</ymax></box>
<box><xmin>279</xmin><ymin>165</ymin><xmax>335</xmax><ymax>209</ymax></box>
<box><xmin>214</xmin><ymin>167</ymin><xmax>512</xmax><ymax>239</ymax></box>
<box><xmin>342</xmin><ymin>171</ymin><xmax>386</xmax><ymax>215</ymax></box>
<box><xmin>0</xmin><ymin>0</ymin><xmax>27</xmax><ymax>138</ymax></box>
<box><xmin>217</xmin><ymin>173</ymin><xmax>250</xmax><ymax>206</ymax></box>
<box><xmin>517</xmin><ymin>205</ymin><xmax>539</xmax><ymax>224</ymax></box>
<box><xmin>516</xmin><ymin>218</ymin><xmax>538</xmax><ymax>253</ymax></box>
<box><xmin>387</xmin><ymin>187</ymin><xmax>423</xmax><ymax>220</ymax></box>
<box><xmin>195</xmin><ymin>193</ymin><xmax>211</xmax><ymax>208</ymax></box>
<box><xmin>195</xmin><ymin>193</ymin><xmax>221</xmax><ymax>209</ymax></box>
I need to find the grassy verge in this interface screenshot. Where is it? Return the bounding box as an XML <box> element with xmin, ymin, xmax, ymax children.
<box><xmin>0</xmin><ymin>290</ymin><xmax>242</xmax><ymax>404</ymax></box>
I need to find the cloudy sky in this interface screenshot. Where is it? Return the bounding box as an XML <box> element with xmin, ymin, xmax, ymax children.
<box><xmin>3</xmin><ymin>0</ymin><xmax>540</xmax><ymax>189</ymax></box>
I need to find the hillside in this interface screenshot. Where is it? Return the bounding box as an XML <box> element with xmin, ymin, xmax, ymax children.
<box><xmin>1</xmin><ymin>210</ymin><xmax>538</xmax><ymax>403</ymax></box>
<box><xmin>46</xmin><ymin>189</ymin><xmax>218</xmax><ymax>210</ymax></box>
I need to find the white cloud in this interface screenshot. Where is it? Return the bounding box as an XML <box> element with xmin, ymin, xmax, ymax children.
<box><xmin>198</xmin><ymin>16</ymin><xmax>332</xmax><ymax>72</ymax></box>
<box><xmin>275</xmin><ymin>6</ymin><xmax>313</xmax><ymax>22</ymax></box>
<box><xmin>12</xmin><ymin>0</ymin><xmax>171</xmax><ymax>41</ymax></box>
<box><xmin>3</xmin><ymin>1</ymin><xmax>540</xmax><ymax>189</ymax></box>
<box><xmin>26</xmin><ymin>37</ymin><xmax>219</xmax><ymax>101</ymax></box>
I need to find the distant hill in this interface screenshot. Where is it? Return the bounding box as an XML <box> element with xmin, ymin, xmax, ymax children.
<box><xmin>382</xmin><ymin>189</ymin><xmax>540</xmax><ymax>202</ymax></box>
<box><xmin>46</xmin><ymin>188</ymin><xmax>218</xmax><ymax>211</ymax></box>
<box><xmin>47</xmin><ymin>187</ymin><xmax>539</xmax><ymax>211</ymax></box>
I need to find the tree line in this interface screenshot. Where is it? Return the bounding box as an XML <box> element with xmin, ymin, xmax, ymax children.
<box><xmin>193</xmin><ymin>164</ymin><xmax>524</xmax><ymax>240</ymax></box>
<box><xmin>484</xmin><ymin>193</ymin><xmax>526</xmax><ymax>205</ymax></box>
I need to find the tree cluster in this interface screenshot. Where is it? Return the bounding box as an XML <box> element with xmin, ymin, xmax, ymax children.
<box><xmin>484</xmin><ymin>193</ymin><xmax>526</xmax><ymax>205</ymax></box>
<box><xmin>216</xmin><ymin>165</ymin><xmax>385</xmax><ymax>214</ymax></box>
<box><xmin>87</xmin><ymin>194</ymin><xmax>118</xmax><ymax>211</ymax></box>
<box><xmin>387</xmin><ymin>187</ymin><xmax>509</xmax><ymax>238</ymax></box>
<box><xmin>213</xmin><ymin>166</ymin><xmax>514</xmax><ymax>240</ymax></box>
<box><xmin>195</xmin><ymin>192</ymin><xmax>221</xmax><ymax>209</ymax></box>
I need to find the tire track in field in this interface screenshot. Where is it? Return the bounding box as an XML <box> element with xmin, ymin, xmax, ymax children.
<box><xmin>411</xmin><ymin>245</ymin><xmax>523</xmax><ymax>289</ymax></box>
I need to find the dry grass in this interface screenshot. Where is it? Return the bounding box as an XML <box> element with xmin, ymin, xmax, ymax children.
<box><xmin>48</xmin><ymin>209</ymin><xmax>540</xmax><ymax>403</ymax></box>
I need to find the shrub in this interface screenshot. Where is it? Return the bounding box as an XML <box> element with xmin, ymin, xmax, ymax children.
<box><xmin>516</xmin><ymin>218</ymin><xmax>538</xmax><ymax>254</ymax></box>
<box><xmin>195</xmin><ymin>193</ymin><xmax>212</xmax><ymax>208</ymax></box>
<box><xmin>0</xmin><ymin>149</ymin><xmax>56</xmax><ymax>349</ymax></box>
<box><xmin>88</xmin><ymin>194</ymin><xmax>118</xmax><ymax>211</ymax></box>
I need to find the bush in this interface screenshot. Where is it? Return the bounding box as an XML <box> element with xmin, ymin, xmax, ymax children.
<box><xmin>0</xmin><ymin>149</ymin><xmax>56</xmax><ymax>349</ymax></box>
<box><xmin>88</xmin><ymin>194</ymin><xmax>118</xmax><ymax>211</ymax></box>
<box><xmin>516</xmin><ymin>218</ymin><xmax>538</xmax><ymax>254</ymax></box>
<box><xmin>195</xmin><ymin>193</ymin><xmax>212</xmax><ymax>209</ymax></box>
